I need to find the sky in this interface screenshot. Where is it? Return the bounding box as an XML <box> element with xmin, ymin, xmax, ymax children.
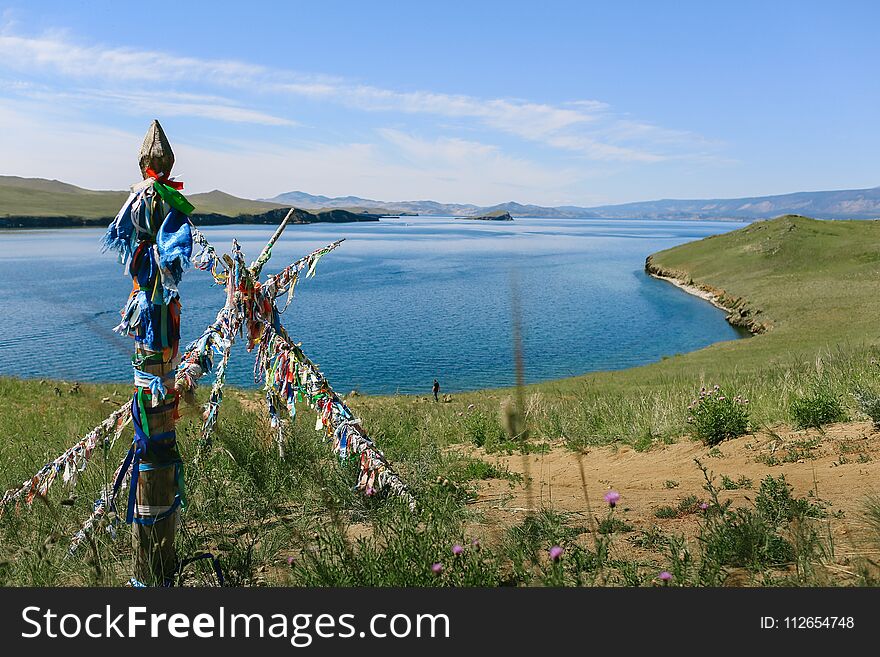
<box><xmin>0</xmin><ymin>1</ymin><xmax>878</xmax><ymax>206</ymax></box>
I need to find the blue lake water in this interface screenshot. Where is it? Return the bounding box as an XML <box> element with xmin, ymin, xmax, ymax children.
<box><xmin>0</xmin><ymin>217</ymin><xmax>747</xmax><ymax>394</ymax></box>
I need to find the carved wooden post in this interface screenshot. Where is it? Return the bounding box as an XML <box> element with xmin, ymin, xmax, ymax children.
<box><xmin>130</xmin><ymin>120</ymin><xmax>183</xmax><ymax>585</ymax></box>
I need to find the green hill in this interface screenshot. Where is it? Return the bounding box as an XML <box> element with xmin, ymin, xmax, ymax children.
<box><xmin>0</xmin><ymin>176</ymin><xmax>283</xmax><ymax>221</ymax></box>
<box><xmin>0</xmin><ymin>175</ymin><xmax>128</xmax><ymax>218</ymax></box>
<box><xmin>646</xmin><ymin>214</ymin><xmax>880</xmax><ymax>362</ymax></box>
<box><xmin>186</xmin><ymin>190</ymin><xmax>284</xmax><ymax>215</ymax></box>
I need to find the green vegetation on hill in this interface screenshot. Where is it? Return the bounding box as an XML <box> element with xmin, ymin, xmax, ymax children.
<box><xmin>0</xmin><ymin>176</ymin><xmax>283</xmax><ymax>221</ymax></box>
<box><xmin>0</xmin><ymin>175</ymin><xmax>128</xmax><ymax>218</ymax></box>
<box><xmin>648</xmin><ymin>214</ymin><xmax>880</xmax><ymax>362</ymax></box>
<box><xmin>186</xmin><ymin>190</ymin><xmax>284</xmax><ymax>216</ymax></box>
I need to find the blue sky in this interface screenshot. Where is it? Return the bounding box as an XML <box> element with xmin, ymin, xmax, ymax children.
<box><xmin>0</xmin><ymin>1</ymin><xmax>878</xmax><ymax>205</ymax></box>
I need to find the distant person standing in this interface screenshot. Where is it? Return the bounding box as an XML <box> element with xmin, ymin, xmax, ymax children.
<box><xmin>432</xmin><ymin>379</ymin><xmax>440</xmax><ymax>402</ymax></box>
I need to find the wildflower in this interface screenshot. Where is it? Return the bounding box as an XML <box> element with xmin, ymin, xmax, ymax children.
<box><xmin>699</xmin><ymin>502</ymin><xmax>709</xmax><ymax>511</ymax></box>
<box><xmin>604</xmin><ymin>490</ymin><xmax>621</xmax><ymax>508</ymax></box>
<box><xmin>286</xmin><ymin>556</ymin><xmax>295</xmax><ymax>566</ymax></box>
<box><xmin>549</xmin><ymin>546</ymin><xmax>564</xmax><ymax>562</ymax></box>
<box><xmin>431</xmin><ymin>562</ymin><xmax>443</xmax><ymax>574</ymax></box>
<box><xmin>452</xmin><ymin>544</ymin><xmax>464</xmax><ymax>556</ymax></box>
<box><xmin>659</xmin><ymin>571</ymin><xmax>672</xmax><ymax>583</ymax></box>
<box><xmin>366</xmin><ymin>486</ymin><xmax>375</xmax><ymax>496</ymax></box>
<box><xmin>472</xmin><ymin>538</ymin><xmax>481</xmax><ymax>549</ymax></box>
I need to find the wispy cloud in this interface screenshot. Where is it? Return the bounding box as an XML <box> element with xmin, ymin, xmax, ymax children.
<box><xmin>0</xmin><ymin>27</ymin><xmax>717</xmax><ymax>163</ymax></box>
<box><xmin>0</xmin><ymin>98</ymin><xmax>593</xmax><ymax>204</ymax></box>
<box><xmin>8</xmin><ymin>82</ymin><xmax>296</xmax><ymax>126</ymax></box>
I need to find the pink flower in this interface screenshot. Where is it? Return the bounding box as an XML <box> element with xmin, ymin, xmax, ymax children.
<box><xmin>699</xmin><ymin>502</ymin><xmax>709</xmax><ymax>511</ymax></box>
<box><xmin>286</xmin><ymin>556</ymin><xmax>295</xmax><ymax>566</ymax></box>
<box><xmin>604</xmin><ymin>490</ymin><xmax>621</xmax><ymax>508</ymax></box>
<box><xmin>431</xmin><ymin>562</ymin><xmax>443</xmax><ymax>574</ymax></box>
<box><xmin>659</xmin><ymin>571</ymin><xmax>672</xmax><ymax>583</ymax></box>
<box><xmin>452</xmin><ymin>544</ymin><xmax>464</xmax><ymax>556</ymax></box>
<box><xmin>549</xmin><ymin>546</ymin><xmax>564</xmax><ymax>562</ymax></box>
<box><xmin>366</xmin><ymin>487</ymin><xmax>375</xmax><ymax>497</ymax></box>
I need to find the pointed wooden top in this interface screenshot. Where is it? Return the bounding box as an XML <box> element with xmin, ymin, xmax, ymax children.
<box><xmin>138</xmin><ymin>120</ymin><xmax>175</xmax><ymax>179</ymax></box>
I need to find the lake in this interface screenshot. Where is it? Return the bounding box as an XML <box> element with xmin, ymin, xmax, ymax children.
<box><xmin>0</xmin><ymin>217</ymin><xmax>747</xmax><ymax>395</ymax></box>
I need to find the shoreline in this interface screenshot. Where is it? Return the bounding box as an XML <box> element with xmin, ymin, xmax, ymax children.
<box><xmin>647</xmin><ymin>269</ymin><xmax>731</xmax><ymax>313</ymax></box>
<box><xmin>644</xmin><ymin>255</ymin><xmax>767</xmax><ymax>335</ymax></box>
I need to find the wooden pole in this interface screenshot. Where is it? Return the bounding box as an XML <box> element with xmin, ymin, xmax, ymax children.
<box><xmin>131</xmin><ymin>120</ymin><xmax>180</xmax><ymax>585</ymax></box>
<box><xmin>249</xmin><ymin>207</ymin><xmax>295</xmax><ymax>276</ymax></box>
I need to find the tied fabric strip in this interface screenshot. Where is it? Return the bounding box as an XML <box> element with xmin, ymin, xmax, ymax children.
<box><xmin>144</xmin><ymin>168</ymin><xmax>183</xmax><ymax>190</ymax></box>
<box><xmin>105</xmin><ymin>176</ymin><xmax>192</xmax><ymax>535</ymax></box>
<box><xmin>170</xmin><ymin>234</ymin><xmax>413</xmax><ymax>506</ymax></box>
<box><xmin>175</xmin><ymin>240</ymin><xmax>345</xmax><ymax>454</ymax></box>
<box><xmin>125</xmin><ymin>396</ymin><xmax>184</xmax><ymax>525</ymax></box>
<box><xmin>257</xmin><ymin>327</ymin><xmax>416</xmax><ymax>509</ymax></box>
<box><xmin>1</xmin><ymin>405</ymin><xmax>131</xmax><ymax>513</ymax></box>
<box><xmin>133</xmin><ymin>367</ymin><xmax>175</xmax><ymax>406</ymax></box>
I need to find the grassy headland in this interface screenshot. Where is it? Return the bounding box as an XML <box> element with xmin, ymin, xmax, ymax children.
<box><xmin>2</xmin><ymin>214</ymin><xmax>880</xmax><ymax>586</ymax></box>
<box><xmin>0</xmin><ymin>177</ymin><xmax>384</xmax><ymax>227</ymax></box>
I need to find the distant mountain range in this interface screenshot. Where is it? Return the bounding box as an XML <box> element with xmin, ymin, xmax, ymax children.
<box><xmin>3</xmin><ymin>175</ymin><xmax>880</xmax><ymax>226</ymax></box>
<box><xmin>269</xmin><ymin>186</ymin><xmax>880</xmax><ymax>220</ymax></box>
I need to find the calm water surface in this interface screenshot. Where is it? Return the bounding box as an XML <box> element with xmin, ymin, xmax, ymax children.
<box><xmin>0</xmin><ymin>217</ymin><xmax>747</xmax><ymax>394</ymax></box>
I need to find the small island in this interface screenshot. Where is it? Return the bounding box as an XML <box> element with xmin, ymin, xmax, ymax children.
<box><xmin>460</xmin><ymin>210</ymin><xmax>514</xmax><ymax>221</ymax></box>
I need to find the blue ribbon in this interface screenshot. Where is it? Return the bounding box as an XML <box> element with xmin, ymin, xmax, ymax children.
<box><xmin>133</xmin><ymin>367</ymin><xmax>167</xmax><ymax>402</ymax></box>
<box><xmin>125</xmin><ymin>396</ymin><xmax>181</xmax><ymax>525</ymax></box>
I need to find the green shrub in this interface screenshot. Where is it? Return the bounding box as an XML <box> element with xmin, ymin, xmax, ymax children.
<box><xmin>464</xmin><ymin>411</ymin><xmax>506</xmax><ymax>448</ymax></box>
<box><xmin>693</xmin><ymin>465</ymin><xmax>827</xmax><ymax>582</ymax></box>
<box><xmin>853</xmin><ymin>386</ymin><xmax>880</xmax><ymax>429</ymax></box>
<box><xmin>700</xmin><ymin>507</ymin><xmax>795</xmax><ymax>571</ymax></box>
<box><xmin>654</xmin><ymin>495</ymin><xmax>703</xmax><ymax>519</ymax></box>
<box><xmin>721</xmin><ymin>474</ymin><xmax>753</xmax><ymax>490</ymax></box>
<box><xmin>687</xmin><ymin>385</ymin><xmax>750</xmax><ymax>446</ymax></box>
<box><xmin>790</xmin><ymin>383</ymin><xmax>846</xmax><ymax>429</ymax></box>
<box><xmin>755</xmin><ymin>474</ymin><xmax>826</xmax><ymax>524</ymax></box>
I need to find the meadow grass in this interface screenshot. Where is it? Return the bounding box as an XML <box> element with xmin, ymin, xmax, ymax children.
<box><xmin>2</xmin><ymin>215</ymin><xmax>880</xmax><ymax>586</ymax></box>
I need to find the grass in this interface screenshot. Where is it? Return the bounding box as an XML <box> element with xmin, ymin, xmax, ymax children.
<box><xmin>0</xmin><ymin>176</ymin><xmax>283</xmax><ymax>219</ymax></box>
<box><xmin>3</xmin><ymin>214</ymin><xmax>880</xmax><ymax>586</ymax></box>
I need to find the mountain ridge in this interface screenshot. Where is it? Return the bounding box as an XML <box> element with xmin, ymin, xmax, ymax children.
<box><xmin>3</xmin><ymin>175</ymin><xmax>880</xmax><ymax>223</ymax></box>
<box><xmin>268</xmin><ymin>186</ymin><xmax>880</xmax><ymax>220</ymax></box>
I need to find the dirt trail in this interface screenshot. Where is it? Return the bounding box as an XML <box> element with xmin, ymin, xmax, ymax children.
<box><xmin>468</xmin><ymin>421</ymin><xmax>880</xmax><ymax>559</ymax></box>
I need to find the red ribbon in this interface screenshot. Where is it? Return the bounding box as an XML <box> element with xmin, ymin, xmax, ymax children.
<box><xmin>145</xmin><ymin>168</ymin><xmax>184</xmax><ymax>190</ymax></box>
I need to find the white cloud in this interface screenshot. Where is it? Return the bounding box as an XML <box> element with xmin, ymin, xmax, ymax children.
<box><xmin>9</xmin><ymin>83</ymin><xmax>297</xmax><ymax>126</ymax></box>
<box><xmin>0</xmin><ymin>100</ymin><xmax>591</xmax><ymax>204</ymax></box>
<box><xmin>0</xmin><ymin>27</ymin><xmax>715</xmax><ymax>163</ymax></box>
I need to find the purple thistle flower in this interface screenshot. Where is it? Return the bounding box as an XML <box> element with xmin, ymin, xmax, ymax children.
<box><xmin>604</xmin><ymin>490</ymin><xmax>621</xmax><ymax>508</ymax></box>
<box><xmin>431</xmin><ymin>562</ymin><xmax>443</xmax><ymax>574</ymax></box>
<box><xmin>365</xmin><ymin>486</ymin><xmax>375</xmax><ymax>497</ymax></box>
<box><xmin>699</xmin><ymin>502</ymin><xmax>709</xmax><ymax>511</ymax></box>
<box><xmin>286</xmin><ymin>556</ymin><xmax>295</xmax><ymax>566</ymax></box>
<box><xmin>452</xmin><ymin>544</ymin><xmax>464</xmax><ymax>556</ymax></box>
<box><xmin>659</xmin><ymin>571</ymin><xmax>672</xmax><ymax>582</ymax></box>
<box><xmin>549</xmin><ymin>546</ymin><xmax>564</xmax><ymax>562</ymax></box>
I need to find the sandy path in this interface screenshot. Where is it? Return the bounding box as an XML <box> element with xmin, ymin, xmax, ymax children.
<box><xmin>468</xmin><ymin>422</ymin><xmax>880</xmax><ymax>562</ymax></box>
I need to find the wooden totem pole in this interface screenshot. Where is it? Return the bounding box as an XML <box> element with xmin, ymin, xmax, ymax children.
<box><xmin>111</xmin><ymin>120</ymin><xmax>192</xmax><ymax>585</ymax></box>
